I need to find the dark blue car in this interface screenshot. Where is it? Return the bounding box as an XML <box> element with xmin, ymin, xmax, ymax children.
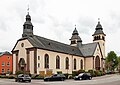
<box><xmin>74</xmin><ymin>73</ymin><xmax>92</xmax><ymax>80</ymax></box>
<box><xmin>44</xmin><ymin>74</ymin><xmax>65</xmax><ymax>81</ymax></box>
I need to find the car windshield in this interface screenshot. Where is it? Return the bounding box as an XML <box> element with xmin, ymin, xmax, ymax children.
<box><xmin>78</xmin><ymin>73</ymin><xmax>84</xmax><ymax>76</ymax></box>
<box><xmin>24</xmin><ymin>75</ymin><xmax>29</xmax><ymax>77</ymax></box>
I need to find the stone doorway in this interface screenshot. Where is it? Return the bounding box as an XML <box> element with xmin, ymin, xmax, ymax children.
<box><xmin>95</xmin><ymin>56</ymin><xmax>100</xmax><ymax>70</ymax></box>
<box><xmin>18</xmin><ymin>58</ymin><xmax>26</xmax><ymax>72</ymax></box>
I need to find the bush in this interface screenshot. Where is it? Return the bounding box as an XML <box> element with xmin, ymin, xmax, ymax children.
<box><xmin>0</xmin><ymin>75</ymin><xmax>8</xmax><ymax>78</ymax></box>
<box><xmin>57</xmin><ymin>71</ymin><xmax>62</xmax><ymax>74</ymax></box>
<box><xmin>31</xmin><ymin>75</ymin><xmax>44</xmax><ymax>79</ymax></box>
<box><xmin>64</xmin><ymin>73</ymin><xmax>69</xmax><ymax>79</ymax></box>
<box><xmin>97</xmin><ymin>70</ymin><xmax>102</xmax><ymax>76</ymax></box>
<box><xmin>72</xmin><ymin>71</ymin><xmax>77</xmax><ymax>77</ymax></box>
<box><xmin>88</xmin><ymin>69</ymin><xmax>96</xmax><ymax>77</ymax></box>
<box><xmin>8</xmin><ymin>76</ymin><xmax>15</xmax><ymax>79</ymax></box>
<box><xmin>15</xmin><ymin>70</ymin><xmax>24</xmax><ymax>75</ymax></box>
<box><xmin>77</xmin><ymin>69</ymin><xmax>85</xmax><ymax>75</ymax></box>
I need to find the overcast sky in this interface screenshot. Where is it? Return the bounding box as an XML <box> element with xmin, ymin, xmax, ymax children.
<box><xmin>0</xmin><ymin>0</ymin><xmax>120</xmax><ymax>56</ymax></box>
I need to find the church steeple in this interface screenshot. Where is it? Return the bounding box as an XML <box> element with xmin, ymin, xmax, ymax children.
<box><xmin>70</xmin><ymin>25</ymin><xmax>82</xmax><ymax>47</ymax></box>
<box><xmin>92</xmin><ymin>19</ymin><xmax>105</xmax><ymax>37</ymax></box>
<box><xmin>92</xmin><ymin>19</ymin><xmax>106</xmax><ymax>61</ymax></box>
<box><xmin>22</xmin><ymin>9</ymin><xmax>33</xmax><ymax>37</ymax></box>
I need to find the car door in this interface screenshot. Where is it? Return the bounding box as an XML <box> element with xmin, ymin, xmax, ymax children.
<box><xmin>82</xmin><ymin>73</ymin><xmax>87</xmax><ymax>80</ymax></box>
<box><xmin>52</xmin><ymin>74</ymin><xmax>57</xmax><ymax>81</ymax></box>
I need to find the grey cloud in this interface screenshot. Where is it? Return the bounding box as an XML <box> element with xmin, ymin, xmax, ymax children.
<box><xmin>0</xmin><ymin>20</ymin><xmax>7</xmax><ymax>31</ymax></box>
<box><xmin>77</xmin><ymin>17</ymin><xmax>95</xmax><ymax>35</ymax></box>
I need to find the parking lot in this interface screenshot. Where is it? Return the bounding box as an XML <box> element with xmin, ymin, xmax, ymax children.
<box><xmin>0</xmin><ymin>74</ymin><xmax>120</xmax><ymax>85</ymax></box>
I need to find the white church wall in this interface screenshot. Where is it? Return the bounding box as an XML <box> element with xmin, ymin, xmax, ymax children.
<box><xmin>13</xmin><ymin>39</ymin><xmax>33</xmax><ymax>74</ymax></box>
<box><xmin>36</xmin><ymin>49</ymin><xmax>84</xmax><ymax>74</ymax></box>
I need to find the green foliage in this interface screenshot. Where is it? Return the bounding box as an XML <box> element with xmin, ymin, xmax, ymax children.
<box><xmin>8</xmin><ymin>76</ymin><xmax>15</xmax><ymax>79</ymax></box>
<box><xmin>97</xmin><ymin>70</ymin><xmax>102</xmax><ymax>76</ymax></box>
<box><xmin>106</xmin><ymin>51</ymin><xmax>119</xmax><ymax>71</ymax></box>
<box><xmin>77</xmin><ymin>69</ymin><xmax>85</xmax><ymax>74</ymax></box>
<box><xmin>57</xmin><ymin>71</ymin><xmax>62</xmax><ymax>74</ymax></box>
<box><xmin>15</xmin><ymin>70</ymin><xmax>24</xmax><ymax>75</ymax></box>
<box><xmin>72</xmin><ymin>71</ymin><xmax>77</xmax><ymax>77</ymax></box>
<box><xmin>0</xmin><ymin>75</ymin><xmax>8</xmax><ymax>78</ymax></box>
<box><xmin>31</xmin><ymin>75</ymin><xmax>44</xmax><ymax>79</ymax></box>
<box><xmin>64</xmin><ymin>73</ymin><xmax>69</xmax><ymax>79</ymax></box>
<box><xmin>88</xmin><ymin>70</ymin><xmax>96</xmax><ymax>77</ymax></box>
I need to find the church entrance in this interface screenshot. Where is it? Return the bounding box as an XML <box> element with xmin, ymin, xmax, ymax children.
<box><xmin>95</xmin><ymin>56</ymin><xmax>100</xmax><ymax>70</ymax></box>
<box><xmin>18</xmin><ymin>58</ymin><xmax>26</xmax><ymax>72</ymax></box>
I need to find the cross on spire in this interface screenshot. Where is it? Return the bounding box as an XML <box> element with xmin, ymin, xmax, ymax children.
<box><xmin>27</xmin><ymin>5</ymin><xmax>29</xmax><ymax>14</ymax></box>
<box><xmin>98</xmin><ymin>18</ymin><xmax>100</xmax><ymax>23</ymax></box>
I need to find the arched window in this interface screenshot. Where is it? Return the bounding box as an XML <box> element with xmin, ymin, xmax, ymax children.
<box><xmin>66</xmin><ymin>57</ymin><xmax>69</xmax><ymax>69</ymax></box>
<box><xmin>102</xmin><ymin>36</ymin><xmax>105</xmax><ymax>40</ymax></box>
<box><xmin>97</xmin><ymin>36</ymin><xmax>99</xmax><ymax>40</ymax></box>
<box><xmin>80</xmin><ymin>59</ymin><xmax>83</xmax><ymax>70</ymax></box>
<box><xmin>98</xmin><ymin>35</ymin><xmax>101</xmax><ymax>39</ymax></box>
<box><xmin>56</xmin><ymin>56</ymin><xmax>60</xmax><ymax>69</ymax></box>
<box><xmin>44</xmin><ymin>54</ymin><xmax>49</xmax><ymax>68</ymax></box>
<box><xmin>74</xmin><ymin>58</ymin><xmax>76</xmax><ymax>70</ymax></box>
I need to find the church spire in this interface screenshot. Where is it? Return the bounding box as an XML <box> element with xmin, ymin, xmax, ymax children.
<box><xmin>70</xmin><ymin>25</ymin><xmax>82</xmax><ymax>47</ymax></box>
<box><xmin>92</xmin><ymin>18</ymin><xmax>105</xmax><ymax>36</ymax></box>
<box><xmin>22</xmin><ymin>7</ymin><xmax>34</xmax><ymax>37</ymax></box>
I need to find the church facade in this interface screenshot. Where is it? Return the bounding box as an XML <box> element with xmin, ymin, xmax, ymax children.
<box><xmin>12</xmin><ymin>13</ymin><xmax>106</xmax><ymax>75</ymax></box>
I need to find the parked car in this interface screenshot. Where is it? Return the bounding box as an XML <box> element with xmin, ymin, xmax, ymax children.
<box><xmin>44</xmin><ymin>74</ymin><xmax>66</xmax><ymax>81</ymax></box>
<box><xmin>74</xmin><ymin>73</ymin><xmax>92</xmax><ymax>80</ymax></box>
<box><xmin>15</xmin><ymin>74</ymin><xmax>31</xmax><ymax>82</ymax></box>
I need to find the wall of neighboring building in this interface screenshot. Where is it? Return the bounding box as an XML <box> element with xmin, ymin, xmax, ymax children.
<box><xmin>37</xmin><ymin>49</ymin><xmax>84</xmax><ymax>75</ymax></box>
<box><xmin>13</xmin><ymin>39</ymin><xmax>33</xmax><ymax>74</ymax></box>
<box><xmin>0</xmin><ymin>54</ymin><xmax>12</xmax><ymax>74</ymax></box>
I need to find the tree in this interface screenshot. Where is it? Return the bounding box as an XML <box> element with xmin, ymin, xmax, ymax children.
<box><xmin>105</xmin><ymin>51</ymin><xmax>119</xmax><ymax>71</ymax></box>
<box><xmin>118</xmin><ymin>57</ymin><xmax>120</xmax><ymax>73</ymax></box>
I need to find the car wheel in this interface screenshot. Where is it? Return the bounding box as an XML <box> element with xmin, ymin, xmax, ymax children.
<box><xmin>15</xmin><ymin>79</ymin><xmax>17</xmax><ymax>82</ymax></box>
<box><xmin>47</xmin><ymin>79</ymin><xmax>49</xmax><ymax>81</ymax></box>
<box><xmin>61</xmin><ymin>78</ymin><xmax>64</xmax><ymax>81</ymax></box>
<box><xmin>29</xmin><ymin>80</ymin><xmax>31</xmax><ymax>82</ymax></box>
<box><xmin>79</xmin><ymin>77</ymin><xmax>82</xmax><ymax>80</ymax></box>
<box><xmin>89</xmin><ymin>77</ymin><xmax>92</xmax><ymax>80</ymax></box>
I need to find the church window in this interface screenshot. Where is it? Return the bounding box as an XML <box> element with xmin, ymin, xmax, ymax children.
<box><xmin>96</xmin><ymin>36</ymin><xmax>98</xmax><ymax>40</ymax></box>
<box><xmin>38</xmin><ymin>56</ymin><xmax>40</xmax><ymax>60</ymax></box>
<box><xmin>71</xmin><ymin>41</ymin><xmax>76</xmax><ymax>44</ymax></box>
<box><xmin>38</xmin><ymin>63</ymin><xmax>40</xmax><ymax>68</ymax></box>
<box><xmin>98</xmin><ymin>35</ymin><xmax>101</xmax><ymax>39</ymax></box>
<box><xmin>56</xmin><ymin>56</ymin><xmax>60</xmax><ymax>69</ymax></box>
<box><xmin>74</xmin><ymin>58</ymin><xmax>76</xmax><ymax>70</ymax></box>
<box><xmin>44</xmin><ymin>54</ymin><xmax>49</xmax><ymax>68</ymax></box>
<box><xmin>21</xmin><ymin>43</ymin><xmax>24</xmax><ymax>47</ymax></box>
<box><xmin>80</xmin><ymin>59</ymin><xmax>83</xmax><ymax>69</ymax></box>
<box><xmin>102</xmin><ymin>36</ymin><xmax>105</xmax><ymax>40</ymax></box>
<box><xmin>65</xmin><ymin>57</ymin><xmax>69</xmax><ymax>69</ymax></box>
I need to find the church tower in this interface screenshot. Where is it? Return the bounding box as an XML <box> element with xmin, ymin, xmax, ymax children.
<box><xmin>22</xmin><ymin>12</ymin><xmax>33</xmax><ymax>37</ymax></box>
<box><xmin>92</xmin><ymin>19</ymin><xmax>106</xmax><ymax>58</ymax></box>
<box><xmin>70</xmin><ymin>25</ymin><xmax>82</xmax><ymax>47</ymax></box>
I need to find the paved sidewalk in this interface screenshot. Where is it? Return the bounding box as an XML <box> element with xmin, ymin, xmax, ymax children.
<box><xmin>92</xmin><ymin>74</ymin><xmax>117</xmax><ymax>80</ymax></box>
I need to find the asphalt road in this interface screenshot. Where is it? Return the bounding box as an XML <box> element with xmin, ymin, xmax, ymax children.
<box><xmin>0</xmin><ymin>74</ymin><xmax>120</xmax><ymax>85</ymax></box>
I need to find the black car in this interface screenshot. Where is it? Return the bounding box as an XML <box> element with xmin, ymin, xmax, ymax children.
<box><xmin>44</xmin><ymin>74</ymin><xmax>65</xmax><ymax>81</ymax></box>
<box><xmin>74</xmin><ymin>73</ymin><xmax>92</xmax><ymax>80</ymax></box>
<box><xmin>15</xmin><ymin>74</ymin><xmax>31</xmax><ymax>82</ymax></box>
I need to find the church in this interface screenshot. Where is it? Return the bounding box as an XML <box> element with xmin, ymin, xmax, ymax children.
<box><xmin>12</xmin><ymin>12</ymin><xmax>106</xmax><ymax>75</ymax></box>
